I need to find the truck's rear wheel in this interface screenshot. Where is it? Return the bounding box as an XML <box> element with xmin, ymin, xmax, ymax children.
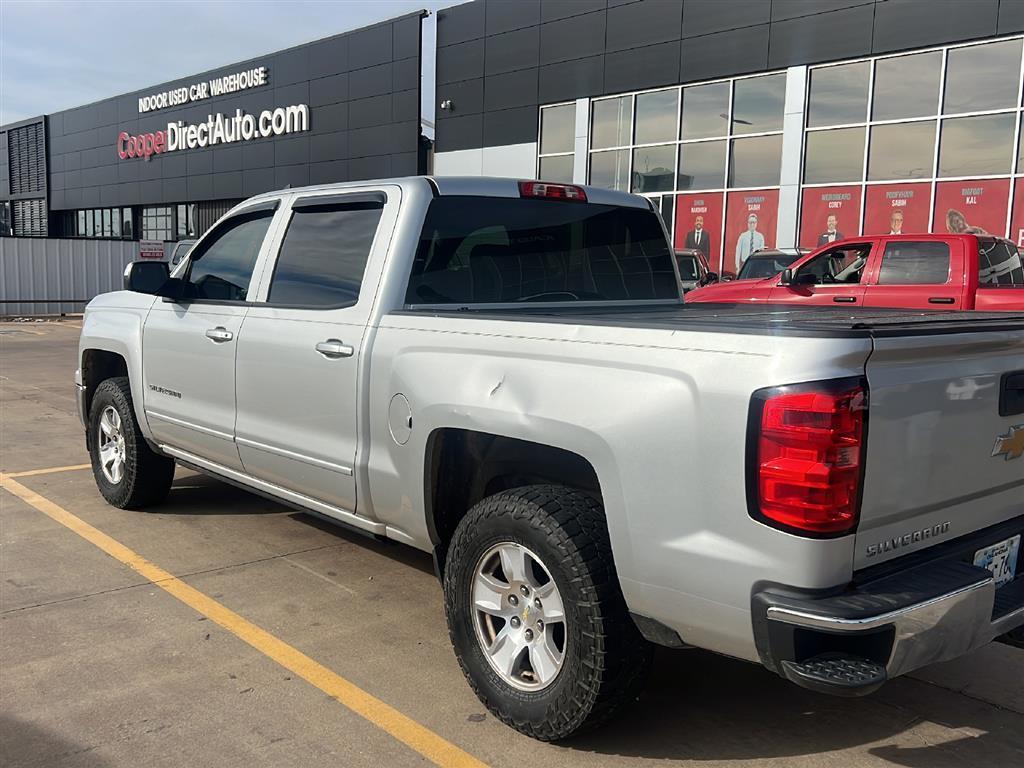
<box><xmin>443</xmin><ymin>484</ymin><xmax>651</xmax><ymax>741</ymax></box>
<box><xmin>88</xmin><ymin>377</ymin><xmax>175</xmax><ymax>509</ymax></box>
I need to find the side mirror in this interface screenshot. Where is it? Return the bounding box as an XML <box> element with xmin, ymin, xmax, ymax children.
<box><xmin>779</xmin><ymin>268</ymin><xmax>793</xmax><ymax>286</ymax></box>
<box><xmin>123</xmin><ymin>260</ymin><xmax>170</xmax><ymax>294</ymax></box>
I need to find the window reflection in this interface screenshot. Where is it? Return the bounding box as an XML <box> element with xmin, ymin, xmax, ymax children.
<box><xmin>636</xmin><ymin>89</ymin><xmax>678</xmax><ymax>145</ymax></box>
<box><xmin>944</xmin><ymin>39</ymin><xmax>1023</xmax><ymax>114</ymax></box>
<box><xmin>631</xmin><ymin>144</ymin><xmax>676</xmax><ymax>193</ymax></box>
<box><xmin>539</xmin><ymin>155</ymin><xmax>574</xmax><ymax>183</ymax></box>
<box><xmin>732</xmin><ymin>74</ymin><xmax>786</xmax><ymax>135</ymax></box>
<box><xmin>938</xmin><ymin>114</ymin><xmax>1014</xmax><ymax>177</ymax></box>
<box><xmin>872</xmin><ymin>51</ymin><xmax>941</xmax><ymax>121</ymax></box>
<box><xmin>867</xmin><ymin>121</ymin><xmax>936</xmax><ymax>181</ymax></box>
<box><xmin>681</xmin><ymin>82</ymin><xmax>730</xmax><ymax>140</ymax></box>
<box><xmin>677</xmin><ymin>140</ymin><xmax>726</xmax><ymax>189</ymax></box>
<box><xmin>591</xmin><ymin>97</ymin><xmax>632</xmax><ymax>149</ymax></box>
<box><xmin>804</xmin><ymin>127</ymin><xmax>865</xmax><ymax>184</ymax></box>
<box><xmin>808</xmin><ymin>62</ymin><xmax>869</xmax><ymax>127</ymax></box>
<box><xmin>540</xmin><ymin>104</ymin><xmax>575</xmax><ymax>155</ymax></box>
<box><xmin>590</xmin><ymin>149</ymin><xmax>630</xmax><ymax>191</ymax></box>
<box><xmin>729</xmin><ymin>135</ymin><xmax>782</xmax><ymax>187</ymax></box>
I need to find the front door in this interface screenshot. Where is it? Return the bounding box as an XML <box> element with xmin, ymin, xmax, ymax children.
<box><xmin>769</xmin><ymin>242</ymin><xmax>874</xmax><ymax>306</ymax></box>
<box><xmin>234</xmin><ymin>189</ymin><xmax>394</xmax><ymax>514</ymax></box>
<box><xmin>142</xmin><ymin>202</ymin><xmax>279</xmax><ymax>470</ymax></box>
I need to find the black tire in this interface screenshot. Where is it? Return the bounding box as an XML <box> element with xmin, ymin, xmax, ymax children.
<box><xmin>443</xmin><ymin>484</ymin><xmax>651</xmax><ymax>741</ymax></box>
<box><xmin>88</xmin><ymin>377</ymin><xmax>175</xmax><ymax>509</ymax></box>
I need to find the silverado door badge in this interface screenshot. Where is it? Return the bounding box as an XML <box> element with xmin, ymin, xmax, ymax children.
<box><xmin>992</xmin><ymin>425</ymin><xmax>1024</xmax><ymax>461</ymax></box>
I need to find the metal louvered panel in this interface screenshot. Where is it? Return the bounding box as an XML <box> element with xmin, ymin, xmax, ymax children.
<box><xmin>12</xmin><ymin>199</ymin><xmax>47</xmax><ymax>237</ymax></box>
<box><xmin>8</xmin><ymin>122</ymin><xmax>46</xmax><ymax>195</ymax></box>
<box><xmin>195</xmin><ymin>199</ymin><xmax>241</xmax><ymax>235</ymax></box>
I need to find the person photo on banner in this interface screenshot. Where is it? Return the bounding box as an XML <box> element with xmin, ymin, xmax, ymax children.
<box><xmin>945</xmin><ymin>208</ymin><xmax>988</xmax><ymax>235</ymax></box>
<box><xmin>735</xmin><ymin>214</ymin><xmax>765</xmax><ymax>271</ymax></box>
<box><xmin>889</xmin><ymin>211</ymin><xmax>904</xmax><ymax>235</ymax></box>
<box><xmin>684</xmin><ymin>214</ymin><xmax>712</xmax><ymax>259</ymax></box>
<box><xmin>817</xmin><ymin>214</ymin><xmax>844</xmax><ymax>246</ymax></box>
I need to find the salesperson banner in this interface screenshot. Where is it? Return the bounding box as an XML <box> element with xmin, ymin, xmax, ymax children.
<box><xmin>1011</xmin><ymin>178</ymin><xmax>1024</xmax><ymax>246</ymax></box>
<box><xmin>863</xmin><ymin>183</ymin><xmax>931</xmax><ymax>236</ymax></box>
<box><xmin>674</xmin><ymin>192</ymin><xmax>724</xmax><ymax>275</ymax></box>
<box><xmin>725</xmin><ymin>189</ymin><xmax>778</xmax><ymax>276</ymax></box>
<box><xmin>933</xmin><ymin>179</ymin><xmax>1010</xmax><ymax>237</ymax></box>
<box><xmin>799</xmin><ymin>185</ymin><xmax>862</xmax><ymax>249</ymax></box>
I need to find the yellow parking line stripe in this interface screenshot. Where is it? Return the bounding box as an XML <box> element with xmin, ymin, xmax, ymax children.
<box><xmin>0</xmin><ymin>473</ymin><xmax>489</xmax><ymax>768</ymax></box>
<box><xmin>7</xmin><ymin>463</ymin><xmax>92</xmax><ymax>478</ymax></box>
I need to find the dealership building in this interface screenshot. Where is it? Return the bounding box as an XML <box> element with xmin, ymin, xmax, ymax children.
<box><xmin>4</xmin><ymin>0</ymin><xmax>1024</xmax><ymax>280</ymax></box>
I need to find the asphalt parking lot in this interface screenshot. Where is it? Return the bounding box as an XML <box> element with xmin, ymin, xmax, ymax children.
<box><xmin>1</xmin><ymin>319</ymin><xmax>1022</xmax><ymax>768</ymax></box>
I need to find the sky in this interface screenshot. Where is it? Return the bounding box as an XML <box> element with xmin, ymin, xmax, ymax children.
<box><xmin>0</xmin><ymin>0</ymin><xmax>455</xmax><ymax>126</ymax></box>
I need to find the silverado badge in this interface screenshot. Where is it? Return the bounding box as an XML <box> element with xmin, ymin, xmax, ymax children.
<box><xmin>992</xmin><ymin>425</ymin><xmax>1024</xmax><ymax>461</ymax></box>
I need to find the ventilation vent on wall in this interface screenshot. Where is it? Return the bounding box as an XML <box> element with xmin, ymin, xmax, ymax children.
<box><xmin>12</xmin><ymin>198</ymin><xmax>47</xmax><ymax>237</ymax></box>
<box><xmin>8</xmin><ymin>122</ymin><xmax>46</xmax><ymax>195</ymax></box>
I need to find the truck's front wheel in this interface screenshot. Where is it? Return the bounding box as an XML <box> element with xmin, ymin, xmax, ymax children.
<box><xmin>443</xmin><ymin>485</ymin><xmax>651</xmax><ymax>741</ymax></box>
<box><xmin>88</xmin><ymin>377</ymin><xmax>175</xmax><ymax>509</ymax></box>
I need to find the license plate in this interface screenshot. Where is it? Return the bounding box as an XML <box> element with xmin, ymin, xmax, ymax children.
<box><xmin>974</xmin><ymin>535</ymin><xmax>1021</xmax><ymax>588</ymax></box>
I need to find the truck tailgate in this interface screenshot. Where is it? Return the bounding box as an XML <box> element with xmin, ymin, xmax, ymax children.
<box><xmin>857</xmin><ymin>328</ymin><xmax>1024</xmax><ymax>570</ymax></box>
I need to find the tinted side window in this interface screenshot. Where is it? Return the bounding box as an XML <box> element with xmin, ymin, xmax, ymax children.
<box><xmin>406</xmin><ymin>197</ymin><xmax>677</xmax><ymax>305</ymax></box>
<box><xmin>978</xmin><ymin>239</ymin><xmax>1024</xmax><ymax>286</ymax></box>
<box><xmin>187</xmin><ymin>210</ymin><xmax>274</xmax><ymax>301</ymax></box>
<box><xmin>268</xmin><ymin>201</ymin><xmax>384</xmax><ymax>307</ymax></box>
<box><xmin>877</xmin><ymin>242</ymin><xmax>951</xmax><ymax>285</ymax></box>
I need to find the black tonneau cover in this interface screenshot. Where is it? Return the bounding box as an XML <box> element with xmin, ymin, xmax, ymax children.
<box><xmin>396</xmin><ymin>303</ymin><xmax>1024</xmax><ymax>339</ymax></box>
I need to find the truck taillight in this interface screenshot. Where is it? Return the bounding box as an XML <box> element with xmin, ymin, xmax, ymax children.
<box><xmin>748</xmin><ymin>379</ymin><xmax>867</xmax><ymax>536</ymax></box>
<box><xmin>518</xmin><ymin>181</ymin><xmax>587</xmax><ymax>202</ymax></box>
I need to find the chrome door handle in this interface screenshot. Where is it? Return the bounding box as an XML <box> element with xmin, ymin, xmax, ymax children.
<box><xmin>315</xmin><ymin>339</ymin><xmax>354</xmax><ymax>358</ymax></box>
<box><xmin>833</xmin><ymin>296</ymin><xmax>857</xmax><ymax>303</ymax></box>
<box><xmin>205</xmin><ymin>327</ymin><xmax>234</xmax><ymax>342</ymax></box>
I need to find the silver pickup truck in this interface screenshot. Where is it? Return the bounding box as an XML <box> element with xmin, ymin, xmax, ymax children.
<box><xmin>77</xmin><ymin>177</ymin><xmax>1024</xmax><ymax>741</ymax></box>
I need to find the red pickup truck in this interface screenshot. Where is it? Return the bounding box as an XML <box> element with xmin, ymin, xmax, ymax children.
<box><xmin>686</xmin><ymin>234</ymin><xmax>1024</xmax><ymax>310</ymax></box>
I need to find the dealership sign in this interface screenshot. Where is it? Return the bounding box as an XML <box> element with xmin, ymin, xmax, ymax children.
<box><xmin>138</xmin><ymin>66</ymin><xmax>269</xmax><ymax>114</ymax></box>
<box><xmin>117</xmin><ymin>104</ymin><xmax>309</xmax><ymax>160</ymax></box>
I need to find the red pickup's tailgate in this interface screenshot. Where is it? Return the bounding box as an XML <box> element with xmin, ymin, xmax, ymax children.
<box><xmin>856</xmin><ymin>324</ymin><xmax>1024</xmax><ymax>570</ymax></box>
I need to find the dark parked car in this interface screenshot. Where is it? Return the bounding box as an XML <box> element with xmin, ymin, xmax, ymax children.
<box><xmin>674</xmin><ymin>248</ymin><xmax>717</xmax><ymax>293</ymax></box>
<box><xmin>735</xmin><ymin>247</ymin><xmax>809</xmax><ymax>280</ymax></box>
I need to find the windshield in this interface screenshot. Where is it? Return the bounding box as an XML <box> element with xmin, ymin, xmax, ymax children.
<box><xmin>406</xmin><ymin>196</ymin><xmax>678</xmax><ymax>304</ymax></box>
<box><xmin>737</xmin><ymin>255</ymin><xmax>798</xmax><ymax>279</ymax></box>
<box><xmin>675</xmin><ymin>254</ymin><xmax>700</xmax><ymax>281</ymax></box>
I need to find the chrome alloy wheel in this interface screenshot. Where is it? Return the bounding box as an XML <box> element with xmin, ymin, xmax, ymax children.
<box><xmin>97</xmin><ymin>405</ymin><xmax>127</xmax><ymax>484</ymax></box>
<box><xmin>472</xmin><ymin>542</ymin><xmax>567</xmax><ymax>691</ymax></box>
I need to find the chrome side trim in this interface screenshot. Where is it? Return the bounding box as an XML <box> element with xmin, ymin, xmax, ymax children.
<box><xmin>235</xmin><ymin>436</ymin><xmax>353</xmax><ymax>475</ymax></box>
<box><xmin>146</xmin><ymin>410</ymin><xmax>234</xmax><ymax>442</ymax></box>
<box><xmin>160</xmin><ymin>445</ymin><xmax>384</xmax><ymax>535</ymax></box>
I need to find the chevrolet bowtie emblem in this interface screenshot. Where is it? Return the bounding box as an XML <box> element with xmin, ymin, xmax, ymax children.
<box><xmin>992</xmin><ymin>425</ymin><xmax>1024</xmax><ymax>461</ymax></box>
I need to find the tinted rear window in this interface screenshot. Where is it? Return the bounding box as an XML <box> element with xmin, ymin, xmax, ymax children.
<box><xmin>877</xmin><ymin>241</ymin><xmax>951</xmax><ymax>285</ymax></box>
<box><xmin>406</xmin><ymin>196</ymin><xmax>677</xmax><ymax>305</ymax></box>
<box><xmin>978</xmin><ymin>238</ymin><xmax>1024</xmax><ymax>286</ymax></box>
<box><xmin>676</xmin><ymin>255</ymin><xmax>699</xmax><ymax>280</ymax></box>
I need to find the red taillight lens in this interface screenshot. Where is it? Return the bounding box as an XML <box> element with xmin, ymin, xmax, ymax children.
<box><xmin>751</xmin><ymin>380</ymin><xmax>867</xmax><ymax>536</ymax></box>
<box><xmin>518</xmin><ymin>181</ymin><xmax>587</xmax><ymax>202</ymax></box>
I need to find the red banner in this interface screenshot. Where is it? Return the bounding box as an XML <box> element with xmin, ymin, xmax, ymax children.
<box><xmin>674</xmin><ymin>192</ymin><xmax>725</xmax><ymax>274</ymax></box>
<box><xmin>933</xmin><ymin>179</ymin><xmax>1009</xmax><ymax>237</ymax></box>
<box><xmin>864</xmin><ymin>183</ymin><xmax>931</xmax><ymax>236</ymax></box>
<box><xmin>799</xmin><ymin>185</ymin><xmax>862</xmax><ymax>249</ymax></box>
<box><xmin>1010</xmin><ymin>178</ymin><xmax>1024</xmax><ymax>246</ymax></box>
<box><xmin>725</xmin><ymin>189</ymin><xmax>778</xmax><ymax>277</ymax></box>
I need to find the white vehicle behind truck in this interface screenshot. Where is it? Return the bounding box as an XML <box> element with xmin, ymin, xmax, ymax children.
<box><xmin>77</xmin><ymin>177</ymin><xmax>1024</xmax><ymax>740</ymax></box>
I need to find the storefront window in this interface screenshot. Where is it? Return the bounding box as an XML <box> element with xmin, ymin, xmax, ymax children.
<box><xmin>142</xmin><ymin>206</ymin><xmax>173</xmax><ymax>241</ymax></box>
<box><xmin>943</xmin><ymin>39</ymin><xmax>1023</xmax><ymax>114</ymax></box>
<box><xmin>729</xmin><ymin>135</ymin><xmax>782</xmax><ymax>187</ymax></box>
<box><xmin>635</xmin><ymin>89</ymin><xmax>678</xmax><ymax>145</ymax></box>
<box><xmin>540</xmin><ymin>104</ymin><xmax>575</xmax><ymax>155</ymax></box>
<box><xmin>867</xmin><ymin>121</ymin><xmax>935</xmax><ymax>181</ymax></box>
<box><xmin>539</xmin><ymin>155</ymin><xmax>574</xmax><ymax>182</ymax></box>
<box><xmin>732</xmin><ymin>74</ymin><xmax>786</xmax><ymax>135</ymax></box>
<box><xmin>680</xmin><ymin>82</ymin><xmax>730</xmax><ymax>140</ymax></box>
<box><xmin>590</xmin><ymin>149</ymin><xmax>629</xmax><ymax>191</ymax></box>
<box><xmin>804</xmin><ymin>127</ymin><xmax>865</xmax><ymax>184</ymax></box>
<box><xmin>591</xmin><ymin>96</ymin><xmax>632</xmax><ymax>149</ymax></box>
<box><xmin>77</xmin><ymin>211</ymin><xmax>86</xmax><ymax>236</ymax></box>
<box><xmin>631</xmin><ymin>144</ymin><xmax>676</xmax><ymax>193</ymax></box>
<box><xmin>872</xmin><ymin>51</ymin><xmax>942</xmax><ymax>121</ymax></box>
<box><xmin>807</xmin><ymin>62</ymin><xmax>869</xmax><ymax>128</ymax></box>
<box><xmin>122</xmin><ymin>208</ymin><xmax>133</xmax><ymax>238</ymax></box>
<box><xmin>677</xmin><ymin>140</ymin><xmax>726</xmax><ymax>190</ymax></box>
<box><xmin>939</xmin><ymin>114</ymin><xmax>1015</xmax><ymax>177</ymax></box>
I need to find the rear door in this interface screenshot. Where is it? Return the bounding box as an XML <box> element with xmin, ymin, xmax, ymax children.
<box><xmin>768</xmin><ymin>242</ymin><xmax>873</xmax><ymax>306</ymax></box>
<box><xmin>856</xmin><ymin>326</ymin><xmax>1024</xmax><ymax>569</ymax></box>
<box><xmin>233</xmin><ymin>187</ymin><xmax>398</xmax><ymax>516</ymax></box>
<box><xmin>861</xmin><ymin>239</ymin><xmax>966</xmax><ymax>309</ymax></box>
